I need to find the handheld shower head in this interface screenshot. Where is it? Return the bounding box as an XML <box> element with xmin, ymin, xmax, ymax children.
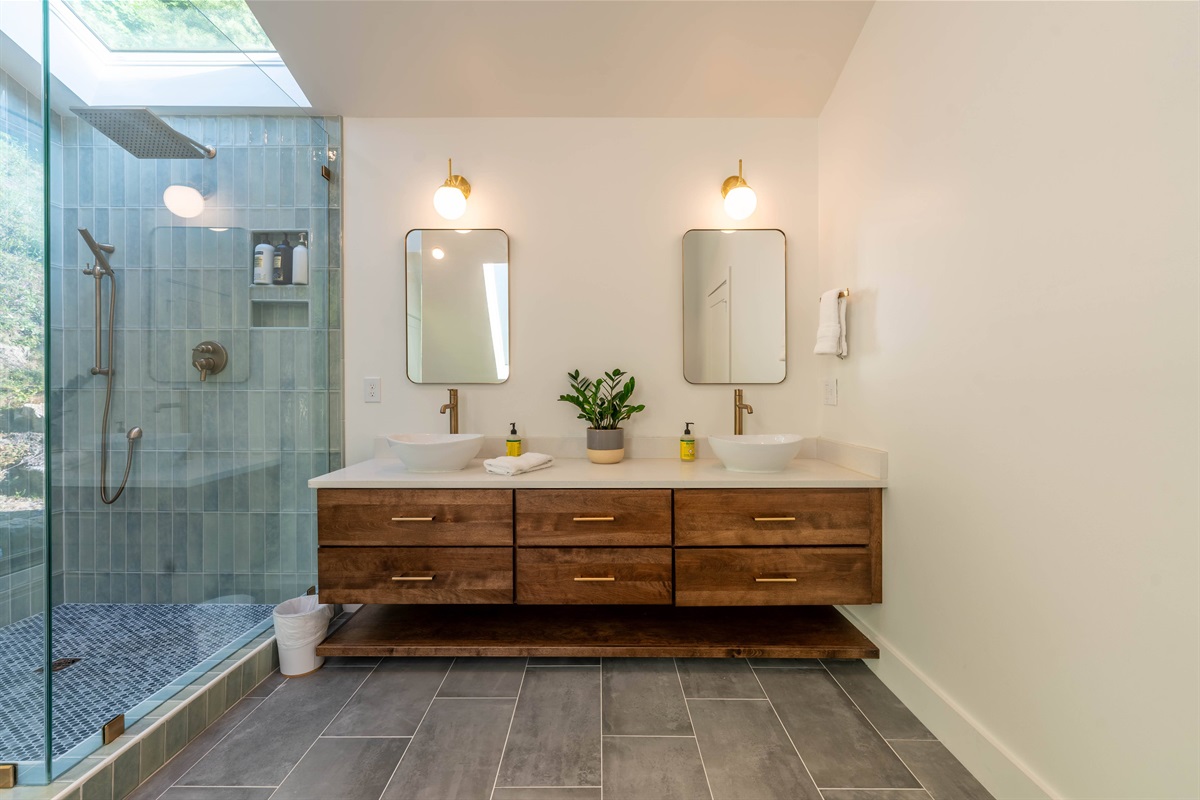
<box><xmin>78</xmin><ymin>228</ymin><xmax>115</xmax><ymax>275</ymax></box>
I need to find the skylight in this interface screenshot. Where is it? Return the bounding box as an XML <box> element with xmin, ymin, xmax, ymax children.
<box><xmin>62</xmin><ymin>0</ymin><xmax>273</xmax><ymax>53</ymax></box>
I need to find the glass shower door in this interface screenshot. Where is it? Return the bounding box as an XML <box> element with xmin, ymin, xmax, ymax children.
<box><xmin>0</xmin><ymin>0</ymin><xmax>50</xmax><ymax>785</ymax></box>
<box><xmin>37</xmin><ymin>0</ymin><xmax>342</xmax><ymax>782</ymax></box>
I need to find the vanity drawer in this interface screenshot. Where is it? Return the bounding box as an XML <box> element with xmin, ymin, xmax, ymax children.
<box><xmin>674</xmin><ymin>489</ymin><xmax>880</xmax><ymax>547</ymax></box>
<box><xmin>674</xmin><ymin>548</ymin><xmax>873</xmax><ymax>606</ymax></box>
<box><xmin>516</xmin><ymin>547</ymin><xmax>673</xmax><ymax>605</ymax></box>
<box><xmin>317</xmin><ymin>489</ymin><xmax>513</xmax><ymax>546</ymax></box>
<box><xmin>318</xmin><ymin>547</ymin><xmax>513</xmax><ymax>604</ymax></box>
<box><xmin>516</xmin><ymin>490</ymin><xmax>672</xmax><ymax>546</ymax></box>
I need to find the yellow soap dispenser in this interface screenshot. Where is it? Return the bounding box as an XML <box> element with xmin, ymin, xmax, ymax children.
<box><xmin>680</xmin><ymin>422</ymin><xmax>696</xmax><ymax>462</ymax></box>
<box><xmin>506</xmin><ymin>422</ymin><xmax>523</xmax><ymax>457</ymax></box>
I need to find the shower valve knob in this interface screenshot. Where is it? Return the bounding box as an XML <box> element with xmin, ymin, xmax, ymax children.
<box><xmin>191</xmin><ymin>341</ymin><xmax>228</xmax><ymax>382</ymax></box>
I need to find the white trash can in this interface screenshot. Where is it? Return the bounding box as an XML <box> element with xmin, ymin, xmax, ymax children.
<box><xmin>273</xmin><ymin>594</ymin><xmax>335</xmax><ymax>676</ymax></box>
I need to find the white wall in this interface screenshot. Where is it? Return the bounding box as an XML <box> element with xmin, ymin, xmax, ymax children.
<box><xmin>344</xmin><ymin>119</ymin><xmax>819</xmax><ymax>464</ymax></box>
<box><xmin>817</xmin><ymin>3</ymin><xmax>1199</xmax><ymax>798</ymax></box>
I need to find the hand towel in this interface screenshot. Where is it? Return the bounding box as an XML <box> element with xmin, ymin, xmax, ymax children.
<box><xmin>484</xmin><ymin>452</ymin><xmax>554</xmax><ymax>476</ymax></box>
<box><xmin>813</xmin><ymin>289</ymin><xmax>848</xmax><ymax>358</ymax></box>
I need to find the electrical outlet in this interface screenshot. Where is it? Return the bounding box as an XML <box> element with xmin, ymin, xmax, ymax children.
<box><xmin>364</xmin><ymin>377</ymin><xmax>381</xmax><ymax>403</ymax></box>
<box><xmin>821</xmin><ymin>377</ymin><xmax>838</xmax><ymax>406</ymax></box>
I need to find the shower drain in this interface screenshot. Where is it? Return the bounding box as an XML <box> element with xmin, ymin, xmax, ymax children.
<box><xmin>35</xmin><ymin>657</ymin><xmax>82</xmax><ymax>674</ymax></box>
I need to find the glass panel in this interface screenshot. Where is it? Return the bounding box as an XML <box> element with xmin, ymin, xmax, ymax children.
<box><xmin>62</xmin><ymin>0</ymin><xmax>273</xmax><ymax>53</ymax></box>
<box><xmin>42</xmin><ymin>0</ymin><xmax>341</xmax><ymax>782</ymax></box>
<box><xmin>0</xmin><ymin>0</ymin><xmax>50</xmax><ymax>784</ymax></box>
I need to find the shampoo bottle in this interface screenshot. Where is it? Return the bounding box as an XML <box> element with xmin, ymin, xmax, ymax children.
<box><xmin>506</xmin><ymin>423</ymin><xmax>522</xmax><ymax>457</ymax></box>
<box><xmin>680</xmin><ymin>422</ymin><xmax>696</xmax><ymax>462</ymax></box>
<box><xmin>291</xmin><ymin>232</ymin><xmax>309</xmax><ymax>285</ymax></box>
<box><xmin>273</xmin><ymin>234</ymin><xmax>293</xmax><ymax>285</ymax></box>
<box><xmin>253</xmin><ymin>235</ymin><xmax>273</xmax><ymax>285</ymax></box>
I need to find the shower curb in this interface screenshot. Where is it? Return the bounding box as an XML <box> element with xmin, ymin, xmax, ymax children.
<box><xmin>1</xmin><ymin>631</ymin><xmax>279</xmax><ymax>800</ymax></box>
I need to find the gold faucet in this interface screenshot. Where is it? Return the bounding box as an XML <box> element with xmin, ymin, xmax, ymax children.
<box><xmin>734</xmin><ymin>388</ymin><xmax>754</xmax><ymax>435</ymax></box>
<box><xmin>439</xmin><ymin>388</ymin><xmax>459</xmax><ymax>434</ymax></box>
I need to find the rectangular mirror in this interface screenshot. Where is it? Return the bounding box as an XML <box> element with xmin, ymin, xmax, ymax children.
<box><xmin>683</xmin><ymin>229</ymin><xmax>786</xmax><ymax>383</ymax></box>
<box><xmin>406</xmin><ymin>229</ymin><xmax>510</xmax><ymax>383</ymax></box>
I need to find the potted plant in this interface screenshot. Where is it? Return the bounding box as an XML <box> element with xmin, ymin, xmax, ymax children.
<box><xmin>558</xmin><ymin>368</ymin><xmax>646</xmax><ymax>464</ymax></box>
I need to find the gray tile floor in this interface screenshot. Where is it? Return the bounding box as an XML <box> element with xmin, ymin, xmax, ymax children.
<box><xmin>129</xmin><ymin>656</ymin><xmax>994</xmax><ymax>800</ymax></box>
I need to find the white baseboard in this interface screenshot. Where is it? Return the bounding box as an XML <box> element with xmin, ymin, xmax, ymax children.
<box><xmin>837</xmin><ymin>606</ymin><xmax>1060</xmax><ymax>800</ymax></box>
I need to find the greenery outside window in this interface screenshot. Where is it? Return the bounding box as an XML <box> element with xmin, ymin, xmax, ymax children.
<box><xmin>62</xmin><ymin>0</ymin><xmax>274</xmax><ymax>53</ymax></box>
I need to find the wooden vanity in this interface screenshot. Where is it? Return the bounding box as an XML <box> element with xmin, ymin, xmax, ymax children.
<box><xmin>312</xmin><ymin>454</ymin><xmax>886</xmax><ymax>659</ymax></box>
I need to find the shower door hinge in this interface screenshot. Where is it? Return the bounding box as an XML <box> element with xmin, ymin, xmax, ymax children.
<box><xmin>0</xmin><ymin>763</ymin><xmax>15</xmax><ymax>789</ymax></box>
<box><xmin>320</xmin><ymin>165</ymin><xmax>332</xmax><ymax>181</ymax></box>
<box><xmin>102</xmin><ymin>714</ymin><xmax>125</xmax><ymax>744</ymax></box>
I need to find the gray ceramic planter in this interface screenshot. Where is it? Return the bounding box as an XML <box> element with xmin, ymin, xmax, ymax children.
<box><xmin>586</xmin><ymin>427</ymin><xmax>625</xmax><ymax>464</ymax></box>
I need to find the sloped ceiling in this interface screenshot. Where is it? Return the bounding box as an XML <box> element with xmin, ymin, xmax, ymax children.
<box><xmin>247</xmin><ymin>0</ymin><xmax>874</xmax><ymax>117</ymax></box>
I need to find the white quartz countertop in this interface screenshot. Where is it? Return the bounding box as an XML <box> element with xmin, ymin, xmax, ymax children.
<box><xmin>308</xmin><ymin>456</ymin><xmax>885</xmax><ymax>489</ymax></box>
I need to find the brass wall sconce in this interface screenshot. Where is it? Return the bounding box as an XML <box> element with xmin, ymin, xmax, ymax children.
<box><xmin>433</xmin><ymin>158</ymin><xmax>471</xmax><ymax>220</ymax></box>
<box><xmin>721</xmin><ymin>158</ymin><xmax>757</xmax><ymax>220</ymax></box>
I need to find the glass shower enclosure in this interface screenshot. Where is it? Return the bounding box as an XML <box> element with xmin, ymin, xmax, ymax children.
<box><xmin>0</xmin><ymin>0</ymin><xmax>342</xmax><ymax>784</ymax></box>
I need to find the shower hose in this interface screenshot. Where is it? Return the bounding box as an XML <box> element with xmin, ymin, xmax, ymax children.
<box><xmin>94</xmin><ymin>268</ymin><xmax>141</xmax><ymax>505</ymax></box>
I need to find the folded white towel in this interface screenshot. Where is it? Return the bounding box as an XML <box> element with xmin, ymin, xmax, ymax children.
<box><xmin>814</xmin><ymin>289</ymin><xmax>848</xmax><ymax>358</ymax></box>
<box><xmin>484</xmin><ymin>452</ymin><xmax>554</xmax><ymax>476</ymax></box>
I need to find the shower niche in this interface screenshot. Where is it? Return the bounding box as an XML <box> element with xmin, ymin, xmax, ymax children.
<box><xmin>250</xmin><ymin>228</ymin><xmax>311</xmax><ymax>329</ymax></box>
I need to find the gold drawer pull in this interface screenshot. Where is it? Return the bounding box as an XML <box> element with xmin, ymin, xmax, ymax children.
<box><xmin>574</xmin><ymin>576</ymin><xmax>616</xmax><ymax>582</ymax></box>
<box><xmin>754</xmin><ymin>516</ymin><xmax>796</xmax><ymax>522</ymax></box>
<box><xmin>392</xmin><ymin>575</ymin><xmax>434</xmax><ymax>581</ymax></box>
<box><xmin>755</xmin><ymin>577</ymin><xmax>798</xmax><ymax>583</ymax></box>
<box><xmin>391</xmin><ymin>516</ymin><xmax>435</xmax><ymax>522</ymax></box>
<box><xmin>573</xmin><ymin>516</ymin><xmax>615</xmax><ymax>522</ymax></box>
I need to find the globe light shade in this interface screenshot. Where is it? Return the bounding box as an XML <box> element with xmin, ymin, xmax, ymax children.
<box><xmin>163</xmin><ymin>185</ymin><xmax>204</xmax><ymax>218</ymax></box>
<box><xmin>723</xmin><ymin>185</ymin><xmax>757</xmax><ymax>221</ymax></box>
<box><xmin>433</xmin><ymin>185</ymin><xmax>467</xmax><ymax>220</ymax></box>
<box><xmin>431</xmin><ymin>247</ymin><xmax>445</xmax><ymax>260</ymax></box>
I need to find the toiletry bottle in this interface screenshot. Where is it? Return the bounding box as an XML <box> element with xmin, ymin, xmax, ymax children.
<box><xmin>680</xmin><ymin>422</ymin><xmax>696</xmax><ymax>462</ymax></box>
<box><xmin>291</xmin><ymin>232</ymin><xmax>309</xmax><ymax>285</ymax></box>
<box><xmin>273</xmin><ymin>234</ymin><xmax>293</xmax><ymax>285</ymax></box>
<box><xmin>253</xmin><ymin>235</ymin><xmax>273</xmax><ymax>285</ymax></box>
<box><xmin>506</xmin><ymin>423</ymin><xmax>522</xmax><ymax>457</ymax></box>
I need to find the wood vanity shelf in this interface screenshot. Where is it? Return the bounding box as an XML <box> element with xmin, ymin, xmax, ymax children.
<box><xmin>314</xmin><ymin>461</ymin><xmax>885</xmax><ymax>659</ymax></box>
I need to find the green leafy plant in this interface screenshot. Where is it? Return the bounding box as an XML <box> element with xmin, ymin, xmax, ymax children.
<box><xmin>558</xmin><ymin>368</ymin><xmax>646</xmax><ymax>430</ymax></box>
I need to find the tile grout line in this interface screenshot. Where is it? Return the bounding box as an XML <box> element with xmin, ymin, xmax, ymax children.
<box><xmin>261</xmin><ymin>661</ymin><xmax>380</xmax><ymax>800</ymax></box>
<box><xmin>319</xmin><ymin>735</ymin><xmax>413</xmax><ymax>739</ymax></box>
<box><xmin>674</xmin><ymin>657</ymin><xmax>716</xmax><ymax>800</ymax></box>
<box><xmin>667</xmin><ymin>696</ymin><xmax>774</xmax><ymax>701</ymax></box>
<box><xmin>819</xmin><ymin>659</ymin><xmax>929</xmax><ymax>796</ymax></box>
<box><xmin>748</xmin><ymin>657</ymin><xmax>826</xmax><ymax>800</ymax></box>
<box><xmin>601</xmin><ymin>734</ymin><xmax>696</xmax><ymax>738</ymax></box>
<box><xmin>488</xmin><ymin>657</ymin><xmax>530</xmax><ymax>800</ymax></box>
<box><xmin>375</xmin><ymin>657</ymin><xmax>457</xmax><ymax>800</ymax></box>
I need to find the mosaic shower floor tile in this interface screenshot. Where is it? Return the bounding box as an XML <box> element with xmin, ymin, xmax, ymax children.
<box><xmin>0</xmin><ymin>603</ymin><xmax>273</xmax><ymax>762</ymax></box>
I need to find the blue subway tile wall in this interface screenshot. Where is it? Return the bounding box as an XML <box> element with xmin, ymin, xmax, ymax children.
<box><xmin>51</xmin><ymin>114</ymin><xmax>343</xmax><ymax>607</ymax></box>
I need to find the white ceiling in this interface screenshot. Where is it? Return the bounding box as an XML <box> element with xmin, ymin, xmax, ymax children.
<box><xmin>246</xmin><ymin>1</ymin><xmax>875</xmax><ymax>117</ymax></box>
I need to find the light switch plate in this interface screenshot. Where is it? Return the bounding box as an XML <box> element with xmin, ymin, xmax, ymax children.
<box><xmin>364</xmin><ymin>377</ymin><xmax>381</xmax><ymax>403</ymax></box>
<box><xmin>822</xmin><ymin>377</ymin><xmax>838</xmax><ymax>406</ymax></box>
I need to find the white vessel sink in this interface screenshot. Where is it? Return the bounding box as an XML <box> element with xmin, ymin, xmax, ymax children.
<box><xmin>386</xmin><ymin>433</ymin><xmax>484</xmax><ymax>472</ymax></box>
<box><xmin>709</xmin><ymin>434</ymin><xmax>805</xmax><ymax>473</ymax></box>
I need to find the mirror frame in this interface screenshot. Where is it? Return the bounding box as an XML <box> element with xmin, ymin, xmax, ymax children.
<box><xmin>681</xmin><ymin>228</ymin><xmax>788</xmax><ymax>385</ymax></box>
<box><xmin>404</xmin><ymin>227</ymin><xmax>512</xmax><ymax>385</ymax></box>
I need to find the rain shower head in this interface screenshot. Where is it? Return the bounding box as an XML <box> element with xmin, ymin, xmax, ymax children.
<box><xmin>71</xmin><ymin>107</ymin><xmax>216</xmax><ymax>159</ymax></box>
